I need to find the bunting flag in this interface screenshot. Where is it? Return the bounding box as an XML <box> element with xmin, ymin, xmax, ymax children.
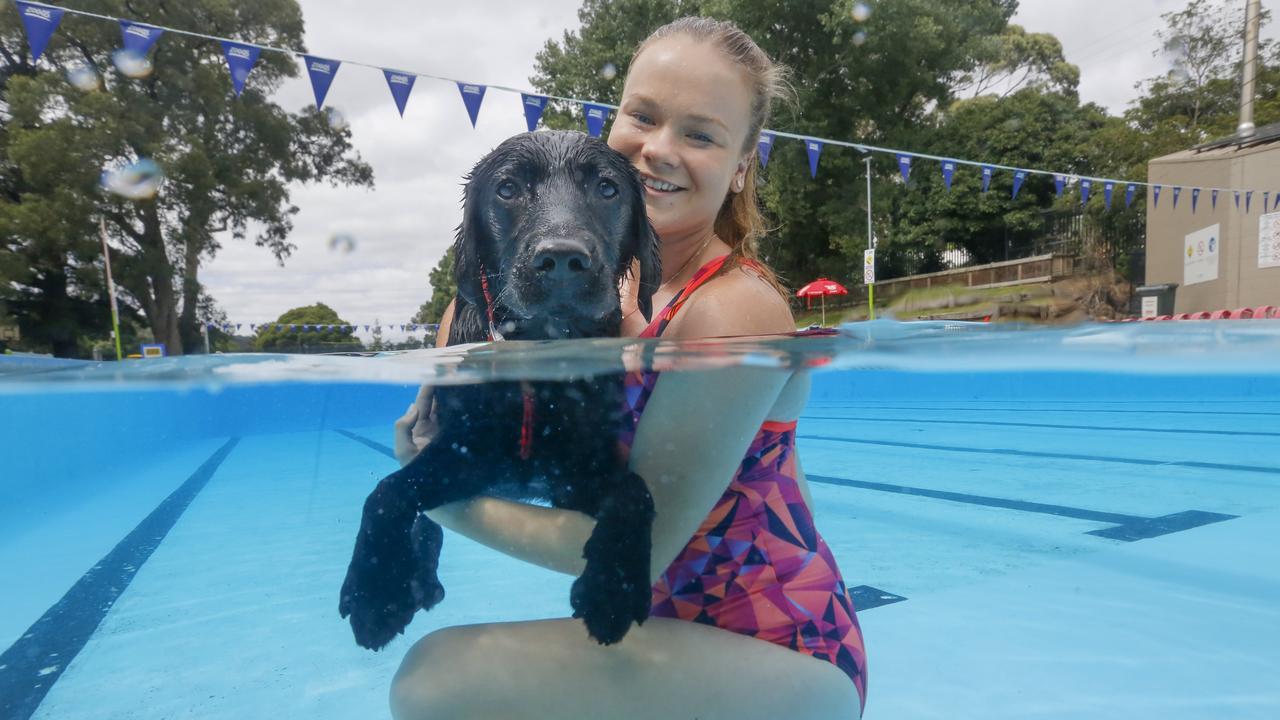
<box><xmin>1266</xmin><ymin>191</ymin><xmax>1272</xmax><ymax>213</ymax></box>
<box><xmin>582</xmin><ymin>102</ymin><xmax>609</xmax><ymax>137</ymax></box>
<box><xmin>1054</xmin><ymin>174</ymin><xmax>1065</xmax><ymax>198</ymax></box>
<box><xmin>521</xmin><ymin>94</ymin><xmax>546</xmax><ymax>132</ymax></box>
<box><xmin>1246</xmin><ymin>191</ymin><xmax>1253</xmax><ymax>213</ymax></box>
<box><xmin>1212</xmin><ymin>189</ymin><xmax>1219</xmax><ymax>210</ymax></box>
<box><xmin>896</xmin><ymin>154</ymin><xmax>912</xmax><ymax>183</ymax></box>
<box><xmin>383</xmin><ymin>70</ymin><xmax>416</xmax><ymax>116</ymax></box>
<box><xmin>758</xmin><ymin>131</ymin><xmax>775</xmax><ymax>168</ymax></box>
<box><xmin>304</xmin><ymin>56</ymin><xmax>340</xmax><ymax>109</ymax></box>
<box><xmin>806</xmin><ymin>139</ymin><xmax>824</xmax><ymax>178</ymax></box>
<box><xmin>15</xmin><ymin>1</ymin><xmax>64</xmax><ymax>62</ymax></box>
<box><xmin>220</xmin><ymin>41</ymin><xmax>261</xmax><ymax>97</ymax></box>
<box><xmin>1012</xmin><ymin>170</ymin><xmax>1027</xmax><ymax>199</ymax></box>
<box><xmin>941</xmin><ymin>160</ymin><xmax>956</xmax><ymax>190</ymax></box>
<box><xmin>1191</xmin><ymin>187</ymin><xmax>1200</xmax><ymax>213</ymax></box>
<box><xmin>1153</xmin><ymin>185</ymin><xmax>1162</xmax><ymax>208</ymax></box>
<box><xmin>1080</xmin><ymin>179</ymin><xmax>1092</xmax><ymax>205</ymax></box>
<box><xmin>457</xmin><ymin>82</ymin><xmax>486</xmax><ymax>127</ymax></box>
<box><xmin>1274</xmin><ymin>192</ymin><xmax>1279</xmax><ymax>211</ymax></box>
<box><xmin>1235</xmin><ymin>190</ymin><xmax>1241</xmax><ymax>209</ymax></box>
<box><xmin>1172</xmin><ymin>186</ymin><xmax>1181</xmax><ymax>209</ymax></box>
<box><xmin>1126</xmin><ymin>183</ymin><xmax>1137</xmax><ymax>209</ymax></box>
<box><xmin>1104</xmin><ymin>181</ymin><xmax>1115</xmax><ymax>210</ymax></box>
<box><xmin>981</xmin><ymin>165</ymin><xmax>994</xmax><ymax>193</ymax></box>
<box><xmin>120</xmin><ymin>20</ymin><xmax>163</xmax><ymax>55</ymax></box>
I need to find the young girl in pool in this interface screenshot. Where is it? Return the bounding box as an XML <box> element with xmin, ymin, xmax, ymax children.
<box><xmin>390</xmin><ymin>17</ymin><xmax>867</xmax><ymax>719</ymax></box>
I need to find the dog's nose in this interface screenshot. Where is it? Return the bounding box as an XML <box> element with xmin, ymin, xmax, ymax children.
<box><xmin>532</xmin><ymin>242</ymin><xmax>592</xmax><ymax>281</ymax></box>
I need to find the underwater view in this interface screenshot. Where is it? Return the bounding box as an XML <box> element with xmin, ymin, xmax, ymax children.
<box><xmin>3</xmin><ymin>321</ymin><xmax>1280</xmax><ymax>718</ymax></box>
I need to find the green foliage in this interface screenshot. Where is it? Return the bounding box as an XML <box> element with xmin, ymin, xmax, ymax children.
<box><xmin>253</xmin><ymin>302</ymin><xmax>358</xmax><ymax>352</ymax></box>
<box><xmin>0</xmin><ymin>0</ymin><xmax>373</xmax><ymax>357</ymax></box>
<box><xmin>413</xmin><ymin>246</ymin><xmax>456</xmax><ymax>325</ymax></box>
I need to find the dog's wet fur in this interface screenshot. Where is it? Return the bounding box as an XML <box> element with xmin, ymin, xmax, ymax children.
<box><xmin>340</xmin><ymin>131</ymin><xmax>662</xmax><ymax>650</ymax></box>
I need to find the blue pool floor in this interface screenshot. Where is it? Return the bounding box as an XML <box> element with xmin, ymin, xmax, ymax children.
<box><xmin>9</xmin><ymin>398</ymin><xmax>1280</xmax><ymax>718</ymax></box>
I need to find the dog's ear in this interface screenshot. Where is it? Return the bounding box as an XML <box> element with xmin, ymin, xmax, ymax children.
<box><xmin>631</xmin><ymin>202</ymin><xmax>661</xmax><ymax>323</ymax></box>
<box><xmin>453</xmin><ymin>173</ymin><xmax>486</xmax><ymax>309</ymax></box>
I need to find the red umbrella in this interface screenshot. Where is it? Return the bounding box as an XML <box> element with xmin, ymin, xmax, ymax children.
<box><xmin>795</xmin><ymin>278</ymin><xmax>849</xmax><ymax>326</ymax></box>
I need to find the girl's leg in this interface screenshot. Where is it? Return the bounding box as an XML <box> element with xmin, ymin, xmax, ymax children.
<box><xmin>390</xmin><ymin>616</ymin><xmax>861</xmax><ymax>720</ymax></box>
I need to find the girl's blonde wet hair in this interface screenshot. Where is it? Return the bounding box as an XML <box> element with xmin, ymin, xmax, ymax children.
<box><xmin>631</xmin><ymin>16</ymin><xmax>794</xmax><ymax>297</ymax></box>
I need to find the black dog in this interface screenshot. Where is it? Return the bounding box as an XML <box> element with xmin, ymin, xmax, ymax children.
<box><xmin>340</xmin><ymin>131</ymin><xmax>662</xmax><ymax>651</ymax></box>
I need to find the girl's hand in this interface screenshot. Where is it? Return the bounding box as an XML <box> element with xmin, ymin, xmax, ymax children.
<box><xmin>394</xmin><ymin>383</ymin><xmax>439</xmax><ymax>466</ymax></box>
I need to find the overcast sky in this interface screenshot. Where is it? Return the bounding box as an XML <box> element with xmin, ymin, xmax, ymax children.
<box><xmin>199</xmin><ymin>0</ymin><xmax>1276</xmax><ymax>335</ymax></box>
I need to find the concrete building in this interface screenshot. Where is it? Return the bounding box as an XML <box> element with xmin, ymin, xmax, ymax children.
<box><xmin>1145</xmin><ymin>122</ymin><xmax>1280</xmax><ymax>314</ymax></box>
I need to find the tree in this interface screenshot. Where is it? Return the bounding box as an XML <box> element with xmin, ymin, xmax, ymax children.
<box><xmin>953</xmin><ymin>24</ymin><xmax>1079</xmax><ymax>99</ymax></box>
<box><xmin>0</xmin><ymin>1</ymin><xmax>373</xmax><ymax>357</ymax></box>
<box><xmin>413</xmin><ymin>246</ymin><xmax>456</xmax><ymax>324</ymax></box>
<box><xmin>253</xmin><ymin>302</ymin><xmax>359</xmax><ymax>352</ymax></box>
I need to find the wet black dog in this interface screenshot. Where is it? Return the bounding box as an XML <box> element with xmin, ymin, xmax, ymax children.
<box><xmin>340</xmin><ymin>131</ymin><xmax>662</xmax><ymax>650</ymax></box>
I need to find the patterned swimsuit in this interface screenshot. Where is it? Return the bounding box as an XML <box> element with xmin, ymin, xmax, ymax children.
<box><xmin>621</xmin><ymin>255</ymin><xmax>867</xmax><ymax>712</ymax></box>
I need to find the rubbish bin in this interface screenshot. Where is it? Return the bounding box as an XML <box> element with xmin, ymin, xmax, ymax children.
<box><xmin>1135</xmin><ymin>283</ymin><xmax>1178</xmax><ymax>318</ymax></box>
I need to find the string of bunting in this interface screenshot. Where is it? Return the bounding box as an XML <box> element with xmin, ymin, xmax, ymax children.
<box><xmin>11</xmin><ymin>0</ymin><xmax>1280</xmax><ymax>217</ymax></box>
<box><xmin>205</xmin><ymin>322</ymin><xmax>440</xmax><ymax>334</ymax></box>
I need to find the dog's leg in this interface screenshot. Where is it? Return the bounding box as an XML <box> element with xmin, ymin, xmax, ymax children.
<box><xmin>339</xmin><ymin>440</ymin><xmax>510</xmax><ymax>651</ymax></box>
<box><xmin>570</xmin><ymin>470</ymin><xmax>656</xmax><ymax>645</ymax></box>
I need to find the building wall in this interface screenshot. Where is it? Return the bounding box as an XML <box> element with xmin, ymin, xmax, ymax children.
<box><xmin>1146</xmin><ymin>142</ymin><xmax>1280</xmax><ymax>312</ymax></box>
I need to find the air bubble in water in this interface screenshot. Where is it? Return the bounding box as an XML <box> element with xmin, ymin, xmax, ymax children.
<box><xmin>111</xmin><ymin>49</ymin><xmax>154</xmax><ymax>79</ymax></box>
<box><xmin>328</xmin><ymin>232</ymin><xmax>356</xmax><ymax>253</ymax></box>
<box><xmin>852</xmin><ymin>31</ymin><xmax>868</xmax><ymax>46</ymax></box>
<box><xmin>100</xmin><ymin>159</ymin><xmax>163</xmax><ymax>200</ymax></box>
<box><xmin>67</xmin><ymin>64</ymin><xmax>99</xmax><ymax>92</ymax></box>
<box><xmin>599</xmin><ymin>62</ymin><xmax>618</xmax><ymax>81</ymax></box>
<box><xmin>852</xmin><ymin>2</ymin><xmax>872</xmax><ymax>22</ymax></box>
<box><xmin>325</xmin><ymin>107</ymin><xmax>350</xmax><ymax>131</ymax></box>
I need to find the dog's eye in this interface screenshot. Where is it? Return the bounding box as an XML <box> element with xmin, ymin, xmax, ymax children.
<box><xmin>496</xmin><ymin>180</ymin><xmax>519</xmax><ymax>200</ymax></box>
<box><xmin>597</xmin><ymin>180</ymin><xmax>618</xmax><ymax>199</ymax></box>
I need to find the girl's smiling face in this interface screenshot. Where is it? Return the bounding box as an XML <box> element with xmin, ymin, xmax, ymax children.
<box><xmin>607</xmin><ymin>35</ymin><xmax>754</xmax><ymax>243</ymax></box>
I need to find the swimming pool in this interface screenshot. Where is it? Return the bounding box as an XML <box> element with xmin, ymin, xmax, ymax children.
<box><xmin>2</xmin><ymin>321</ymin><xmax>1278</xmax><ymax>718</ymax></box>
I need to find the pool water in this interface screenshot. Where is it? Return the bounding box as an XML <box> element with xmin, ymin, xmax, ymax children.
<box><xmin>2</xmin><ymin>321</ymin><xmax>1278</xmax><ymax>719</ymax></box>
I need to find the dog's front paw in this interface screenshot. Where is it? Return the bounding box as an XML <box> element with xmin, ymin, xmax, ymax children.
<box><xmin>570</xmin><ymin>552</ymin><xmax>650</xmax><ymax>645</ymax></box>
<box><xmin>339</xmin><ymin>498</ymin><xmax>421</xmax><ymax>651</ymax></box>
<box><xmin>409</xmin><ymin>515</ymin><xmax>446</xmax><ymax>611</ymax></box>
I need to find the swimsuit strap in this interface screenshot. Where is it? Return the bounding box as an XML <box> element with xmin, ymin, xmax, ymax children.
<box><xmin>641</xmin><ymin>254</ymin><xmax>762</xmax><ymax>338</ymax></box>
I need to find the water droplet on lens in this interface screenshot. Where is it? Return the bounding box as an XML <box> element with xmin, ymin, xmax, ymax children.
<box><xmin>852</xmin><ymin>30</ymin><xmax>868</xmax><ymax>46</ymax></box>
<box><xmin>852</xmin><ymin>2</ymin><xmax>872</xmax><ymax>22</ymax></box>
<box><xmin>325</xmin><ymin>106</ymin><xmax>349</xmax><ymax>131</ymax></box>
<box><xmin>328</xmin><ymin>232</ymin><xmax>356</xmax><ymax>253</ymax></box>
<box><xmin>599</xmin><ymin>62</ymin><xmax>618</xmax><ymax>81</ymax></box>
<box><xmin>111</xmin><ymin>49</ymin><xmax>153</xmax><ymax>79</ymax></box>
<box><xmin>100</xmin><ymin>159</ymin><xmax>163</xmax><ymax>200</ymax></box>
<box><xmin>67</xmin><ymin>64</ymin><xmax>99</xmax><ymax>92</ymax></box>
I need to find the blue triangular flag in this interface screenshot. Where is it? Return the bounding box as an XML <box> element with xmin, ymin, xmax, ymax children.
<box><xmin>383</xmin><ymin>70</ymin><xmax>416</xmax><ymax>116</ymax></box>
<box><xmin>1265</xmin><ymin>191</ymin><xmax>1272</xmax><ymax>212</ymax></box>
<box><xmin>1104</xmin><ymin>181</ymin><xmax>1115</xmax><ymax>210</ymax></box>
<box><xmin>1274</xmin><ymin>191</ymin><xmax>1279</xmax><ymax>211</ymax></box>
<box><xmin>220</xmin><ymin>41</ymin><xmax>261</xmax><ymax>97</ymax></box>
<box><xmin>1054</xmin><ymin>174</ymin><xmax>1065</xmax><ymax>198</ymax></box>
<box><xmin>120</xmin><ymin>20</ymin><xmax>163</xmax><ymax>56</ymax></box>
<box><xmin>304</xmin><ymin>56</ymin><xmax>340</xmax><ymax>109</ymax></box>
<box><xmin>457</xmin><ymin>82</ymin><xmax>486</xmax><ymax>128</ymax></box>
<box><xmin>1012</xmin><ymin>170</ymin><xmax>1027</xmax><ymax>199</ymax></box>
<box><xmin>1235</xmin><ymin>190</ymin><xmax>1241</xmax><ymax>209</ymax></box>
<box><xmin>363</xmin><ymin>325</ymin><xmax>370</xmax><ymax>332</ymax></box>
<box><xmin>521</xmin><ymin>94</ymin><xmax>546</xmax><ymax>132</ymax></box>
<box><xmin>896</xmin><ymin>154</ymin><xmax>912</xmax><ymax>183</ymax></box>
<box><xmin>1172</xmin><ymin>186</ymin><xmax>1181</xmax><ymax>209</ymax></box>
<box><xmin>1126</xmin><ymin>184</ymin><xmax>1137</xmax><ymax>208</ymax></box>
<box><xmin>806</xmin><ymin>139</ymin><xmax>823</xmax><ymax>178</ymax></box>
<box><xmin>1080</xmin><ymin>179</ymin><xmax>1092</xmax><ymax>205</ymax></box>
<box><xmin>941</xmin><ymin>161</ymin><xmax>956</xmax><ymax>190</ymax></box>
<box><xmin>1153</xmin><ymin>185</ymin><xmax>1162</xmax><ymax>208</ymax></box>
<box><xmin>758</xmin><ymin>132</ymin><xmax>775</xmax><ymax>168</ymax></box>
<box><xmin>1212</xmin><ymin>189</ymin><xmax>1219</xmax><ymax>210</ymax></box>
<box><xmin>275</xmin><ymin>325</ymin><xmax>283</xmax><ymax>331</ymax></box>
<box><xmin>15</xmin><ymin>1</ymin><xmax>63</xmax><ymax>62</ymax></box>
<box><xmin>288</xmin><ymin>324</ymin><xmax>296</xmax><ymax>331</ymax></box>
<box><xmin>981</xmin><ymin>165</ymin><xmax>994</xmax><ymax>193</ymax></box>
<box><xmin>1192</xmin><ymin>188</ymin><xmax>1200</xmax><ymax>213</ymax></box>
<box><xmin>582</xmin><ymin>103</ymin><xmax>609</xmax><ymax>137</ymax></box>
<box><xmin>1246</xmin><ymin>191</ymin><xmax>1253</xmax><ymax>212</ymax></box>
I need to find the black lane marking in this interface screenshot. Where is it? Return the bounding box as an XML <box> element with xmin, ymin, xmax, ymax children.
<box><xmin>802</xmin><ymin>415</ymin><xmax>1280</xmax><ymax>438</ymax></box>
<box><xmin>803</xmin><ymin>403</ymin><xmax>1280</xmax><ymax>417</ymax></box>
<box><xmin>335</xmin><ymin>429</ymin><xmax>396</xmax><ymax>460</ymax></box>
<box><xmin>0</xmin><ymin>438</ymin><xmax>240</xmax><ymax>720</ymax></box>
<box><xmin>800</xmin><ymin>434</ymin><xmax>1280</xmax><ymax>476</ymax></box>
<box><xmin>806</xmin><ymin>473</ymin><xmax>1237</xmax><ymax>541</ymax></box>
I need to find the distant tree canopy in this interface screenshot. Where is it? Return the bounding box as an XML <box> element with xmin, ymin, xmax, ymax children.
<box><xmin>253</xmin><ymin>302</ymin><xmax>358</xmax><ymax>351</ymax></box>
<box><xmin>414</xmin><ymin>246</ymin><xmax>456</xmax><ymax>326</ymax></box>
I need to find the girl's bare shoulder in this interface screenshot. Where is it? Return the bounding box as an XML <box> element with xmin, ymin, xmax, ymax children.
<box><xmin>667</xmin><ymin>263</ymin><xmax>794</xmax><ymax>338</ymax></box>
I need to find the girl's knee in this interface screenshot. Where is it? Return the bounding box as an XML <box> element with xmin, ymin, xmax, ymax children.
<box><xmin>389</xmin><ymin>626</ymin><xmax>476</xmax><ymax>720</ymax></box>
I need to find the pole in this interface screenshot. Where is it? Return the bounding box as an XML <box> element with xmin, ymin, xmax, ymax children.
<box><xmin>201</xmin><ymin>321</ymin><xmax>211</xmax><ymax>354</ymax></box>
<box><xmin>1237</xmin><ymin>0</ymin><xmax>1262</xmax><ymax>138</ymax></box>
<box><xmin>821</xmin><ymin>295</ymin><xmax>826</xmax><ymax>326</ymax></box>
<box><xmin>865</xmin><ymin>156</ymin><xmax>876</xmax><ymax>321</ymax></box>
<box><xmin>99</xmin><ymin>218</ymin><xmax>123</xmax><ymax>361</ymax></box>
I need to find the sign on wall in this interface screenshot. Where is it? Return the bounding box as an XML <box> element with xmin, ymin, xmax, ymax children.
<box><xmin>1260</xmin><ymin>212</ymin><xmax>1280</xmax><ymax>270</ymax></box>
<box><xmin>1183</xmin><ymin>224</ymin><xmax>1220</xmax><ymax>287</ymax></box>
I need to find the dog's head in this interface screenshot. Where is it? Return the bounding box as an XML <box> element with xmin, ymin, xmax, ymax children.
<box><xmin>452</xmin><ymin>131</ymin><xmax>660</xmax><ymax>340</ymax></box>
